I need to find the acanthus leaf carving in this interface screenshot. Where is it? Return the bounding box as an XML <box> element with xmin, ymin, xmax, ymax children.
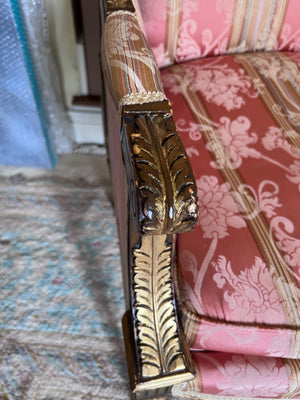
<box><xmin>105</xmin><ymin>0</ymin><xmax>135</xmax><ymax>14</ymax></box>
<box><xmin>122</xmin><ymin>102</ymin><xmax>198</xmax><ymax>235</ymax></box>
<box><xmin>132</xmin><ymin>234</ymin><xmax>193</xmax><ymax>379</ymax></box>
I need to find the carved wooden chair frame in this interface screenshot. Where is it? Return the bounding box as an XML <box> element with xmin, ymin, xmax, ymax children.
<box><xmin>100</xmin><ymin>0</ymin><xmax>199</xmax><ymax>398</ymax></box>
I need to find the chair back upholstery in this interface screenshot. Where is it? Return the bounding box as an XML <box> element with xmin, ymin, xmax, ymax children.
<box><xmin>134</xmin><ymin>0</ymin><xmax>300</xmax><ymax>68</ymax></box>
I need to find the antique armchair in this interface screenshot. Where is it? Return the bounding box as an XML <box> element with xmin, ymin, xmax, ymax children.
<box><xmin>100</xmin><ymin>0</ymin><xmax>300</xmax><ymax>398</ymax></box>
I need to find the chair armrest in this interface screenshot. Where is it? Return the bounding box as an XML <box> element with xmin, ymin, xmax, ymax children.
<box><xmin>101</xmin><ymin>6</ymin><xmax>166</xmax><ymax>110</ymax></box>
<box><xmin>102</xmin><ymin>0</ymin><xmax>136</xmax><ymax>16</ymax></box>
<box><xmin>101</xmin><ymin>4</ymin><xmax>198</xmax><ymax>397</ymax></box>
<box><xmin>101</xmin><ymin>3</ymin><xmax>198</xmax><ymax>234</ymax></box>
<box><xmin>122</xmin><ymin>101</ymin><xmax>199</xmax><ymax>235</ymax></box>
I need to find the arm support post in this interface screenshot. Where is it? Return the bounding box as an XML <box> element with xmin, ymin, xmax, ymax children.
<box><xmin>121</xmin><ymin>103</ymin><xmax>198</xmax><ymax>396</ymax></box>
<box><xmin>123</xmin><ymin>228</ymin><xmax>195</xmax><ymax>397</ymax></box>
<box><xmin>100</xmin><ymin>1</ymin><xmax>199</xmax><ymax>396</ymax></box>
<box><xmin>121</xmin><ymin>101</ymin><xmax>198</xmax><ymax>235</ymax></box>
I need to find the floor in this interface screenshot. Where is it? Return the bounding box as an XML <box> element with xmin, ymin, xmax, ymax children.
<box><xmin>0</xmin><ymin>153</ymin><xmax>111</xmax><ymax>186</ymax></box>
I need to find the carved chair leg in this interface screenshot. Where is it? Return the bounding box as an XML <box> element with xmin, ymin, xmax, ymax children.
<box><xmin>122</xmin><ymin>223</ymin><xmax>195</xmax><ymax>398</ymax></box>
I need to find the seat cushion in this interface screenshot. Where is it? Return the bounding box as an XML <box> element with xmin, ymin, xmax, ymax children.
<box><xmin>160</xmin><ymin>51</ymin><xmax>300</xmax><ymax>358</ymax></box>
<box><xmin>134</xmin><ymin>0</ymin><xmax>300</xmax><ymax>69</ymax></box>
<box><xmin>173</xmin><ymin>351</ymin><xmax>300</xmax><ymax>398</ymax></box>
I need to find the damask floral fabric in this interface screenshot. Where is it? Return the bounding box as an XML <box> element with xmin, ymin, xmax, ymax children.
<box><xmin>134</xmin><ymin>0</ymin><xmax>300</xmax><ymax>68</ymax></box>
<box><xmin>160</xmin><ymin>51</ymin><xmax>300</xmax><ymax>366</ymax></box>
<box><xmin>174</xmin><ymin>352</ymin><xmax>300</xmax><ymax>398</ymax></box>
<box><xmin>160</xmin><ymin>50</ymin><xmax>300</xmax><ymax>398</ymax></box>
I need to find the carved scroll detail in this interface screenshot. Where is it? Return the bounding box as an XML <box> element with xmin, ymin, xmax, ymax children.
<box><xmin>122</xmin><ymin>102</ymin><xmax>198</xmax><ymax>235</ymax></box>
<box><xmin>105</xmin><ymin>0</ymin><xmax>135</xmax><ymax>14</ymax></box>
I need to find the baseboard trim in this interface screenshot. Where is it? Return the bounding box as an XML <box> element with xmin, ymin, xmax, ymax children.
<box><xmin>68</xmin><ymin>106</ymin><xmax>104</xmax><ymax>145</ymax></box>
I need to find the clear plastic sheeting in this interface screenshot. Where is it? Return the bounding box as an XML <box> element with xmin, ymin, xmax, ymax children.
<box><xmin>21</xmin><ymin>0</ymin><xmax>73</xmax><ymax>155</ymax></box>
<box><xmin>0</xmin><ymin>0</ymin><xmax>73</xmax><ymax>168</ymax></box>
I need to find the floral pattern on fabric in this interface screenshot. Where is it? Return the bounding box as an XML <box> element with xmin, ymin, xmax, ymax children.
<box><xmin>217</xmin><ymin>355</ymin><xmax>288</xmax><ymax>397</ymax></box>
<box><xmin>162</xmin><ymin>60</ymin><xmax>257</xmax><ymax>111</ymax></box>
<box><xmin>272</xmin><ymin>217</ymin><xmax>300</xmax><ymax>275</ymax></box>
<box><xmin>173</xmin><ymin>351</ymin><xmax>300</xmax><ymax>398</ymax></box>
<box><xmin>215</xmin><ymin>116</ymin><xmax>259</xmax><ymax>167</ymax></box>
<box><xmin>136</xmin><ymin>0</ymin><xmax>300</xmax><ymax>68</ymax></box>
<box><xmin>262</xmin><ymin>126</ymin><xmax>298</xmax><ymax>158</ymax></box>
<box><xmin>196</xmin><ymin>175</ymin><xmax>246</xmax><ymax>239</ymax></box>
<box><xmin>191</xmin><ymin>353</ymin><xmax>291</xmax><ymax>397</ymax></box>
<box><xmin>161</xmin><ymin>52</ymin><xmax>300</xmax><ymax>361</ymax></box>
<box><xmin>212</xmin><ymin>256</ymin><xmax>284</xmax><ymax>323</ymax></box>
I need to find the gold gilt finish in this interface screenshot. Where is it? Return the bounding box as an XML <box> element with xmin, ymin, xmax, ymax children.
<box><xmin>100</xmin><ymin>1</ymin><xmax>198</xmax><ymax>398</ymax></box>
<box><xmin>134</xmin><ymin>235</ymin><xmax>186</xmax><ymax>377</ymax></box>
<box><xmin>120</xmin><ymin>102</ymin><xmax>198</xmax><ymax>396</ymax></box>
<box><xmin>105</xmin><ymin>0</ymin><xmax>135</xmax><ymax>15</ymax></box>
<box><xmin>123</xmin><ymin>231</ymin><xmax>195</xmax><ymax>394</ymax></box>
<box><xmin>122</xmin><ymin>101</ymin><xmax>199</xmax><ymax>235</ymax></box>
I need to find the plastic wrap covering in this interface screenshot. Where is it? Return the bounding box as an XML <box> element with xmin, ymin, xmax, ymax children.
<box><xmin>0</xmin><ymin>0</ymin><xmax>73</xmax><ymax>168</ymax></box>
<box><xmin>21</xmin><ymin>0</ymin><xmax>73</xmax><ymax>155</ymax></box>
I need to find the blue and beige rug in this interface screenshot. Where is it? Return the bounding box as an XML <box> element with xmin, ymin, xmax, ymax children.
<box><xmin>0</xmin><ymin>161</ymin><xmax>131</xmax><ymax>399</ymax></box>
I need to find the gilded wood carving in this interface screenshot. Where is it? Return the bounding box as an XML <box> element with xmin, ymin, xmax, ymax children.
<box><xmin>105</xmin><ymin>0</ymin><xmax>135</xmax><ymax>14</ymax></box>
<box><xmin>122</xmin><ymin>102</ymin><xmax>199</xmax><ymax>235</ymax></box>
<box><xmin>101</xmin><ymin>1</ymin><xmax>198</xmax><ymax>397</ymax></box>
<box><xmin>120</xmin><ymin>103</ymin><xmax>198</xmax><ymax>395</ymax></box>
<box><xmin>123</xmin><ymin>231</ymin><xmax>195</xmax><ymax>393</ymax></box>
<box><xmin>133</xmin><ymin>235</ymin><xmax>185</xmax><ymax>377</ymax></box>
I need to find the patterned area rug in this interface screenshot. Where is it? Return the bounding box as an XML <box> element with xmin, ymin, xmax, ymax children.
<box><xmin>0</xmin><ymin>159</ymin><xmax>131</xmax><ymax>399</ymax></box>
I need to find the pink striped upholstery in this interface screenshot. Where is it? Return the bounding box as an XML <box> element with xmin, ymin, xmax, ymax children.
<box><xmin>102</xmin><ymin>1</ymin><xmax>300</xmax><ymax>398</ymax></box>
<box><xmin>134</xmin><ymin>0</ymin><xmax>300</xmax><ymax>68</ymax></box>
<box><xmin>161</xmin><ymin>50</ymin><xmax>300</xmax><ymax>398</ymax></box>
<box><xmin>174</xmin><ymin>352</ymin><xmax>300</xmax><ymax>398</ymax></box>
